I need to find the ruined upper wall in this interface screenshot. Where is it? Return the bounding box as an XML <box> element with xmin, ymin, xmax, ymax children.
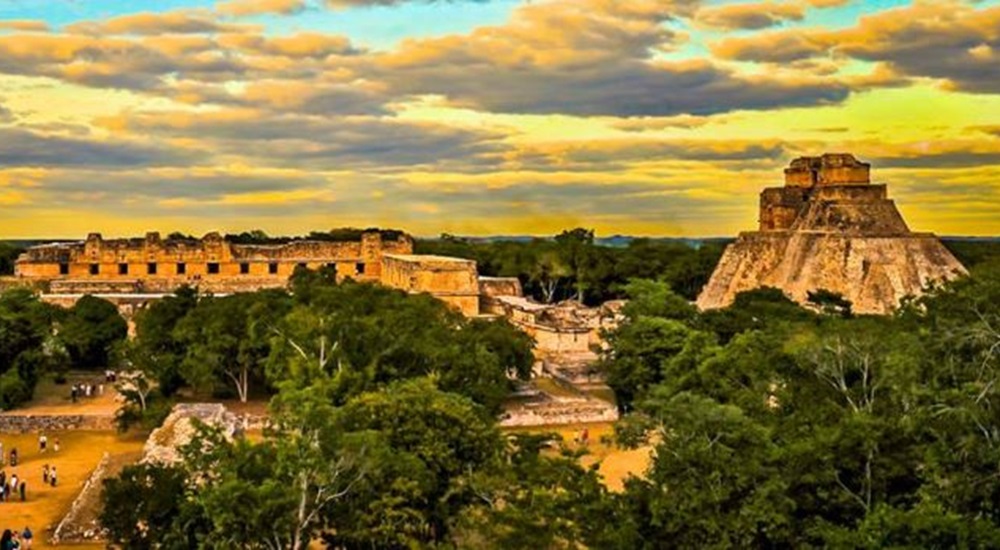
<box><xmin>381</xmin><ymin>254</ymin><xmax>481</xmax><ymax>316</ymax></box>
<box><xmin>14</xmin><ymin>230</ymin><xmax>413</xmax><ymax>283</ymax></box>
<box><xmin>784</xmin><ymin>153</ymin><xmax>871</xmax><ymax>187</ymax></box>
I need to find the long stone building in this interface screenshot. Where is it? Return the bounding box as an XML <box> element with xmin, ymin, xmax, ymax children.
<box><xmin>9</xmin><ymin>230</ymin><xmax>491</xmax><ymax>317</ymax></box>
<box><xmin>697</xmin><ymin>153</ymin><xmax>967</xmax><ymax>314</ymax></box>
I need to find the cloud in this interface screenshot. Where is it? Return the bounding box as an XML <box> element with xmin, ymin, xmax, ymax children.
<box><xmin>0</xmin><ymin>34</ymin><xmax>247</xmax><ymax>90</ymax></box>
<box><xmin>506</xmin><ymin>139</ymin><xmax>787</xmax><ymax>171</ymax></box>
<box><xmin>695</xmin><ymin>2</ymin><xmax>805</xmax><ymax>30</ymax></box>
<box><xmin>216</xmin><ymin>0</ymin><xmax>307</xmax><ymax>17</ymax></box>
<box><xmin>373</xmin><ymin>0</ymin><xmax>848</xmax><ymax>116</ymax></box>
<box><xmin>611</xmin><ymin>115</ymin><xmax>714</xmax><ymax>132</ymax></box>
<box><xmin>0</xmin><ymin>103</ymin><xmax>13</xmax><ymax>123</ymax></box>
<box><xmin>711</xmin><ymin>1</ymin><xmax>1000</xmax><ymax>93</ymax></box>
<box><xmin>0</xmin><ymin>127</ymin><xmax>203</xmax><ymax>168</ymax></box>
<box><xmin>65</xmin><ymin>10</ymin><xmax>254</xmax><ymax>35</ymax></box>
<box><xmin>711</xmin><ymin>28</ymin><xmax>828</xmax><ymax>63</ymax></box>
<box><xmin>99</xmin><ymin>108</ymin><xmax>508</xmax><ymax>169</ymax></box>
<box><xmin>218</xmin><ymin>31</ymin><xmax>359</xmax><ymax>58</ymax></box>
<box><xmin>326</xmin><ymin>0</ymin><xmax>494</xmax><ymax>7</ymax></box>
<box><xmin>0</xmin><ymin>20</ymin><xmax>49</xmax><ymax>32</ymax></box>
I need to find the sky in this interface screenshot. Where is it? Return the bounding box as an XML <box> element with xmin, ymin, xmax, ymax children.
<box><xmin>0</xmin><ymin>0</ymin><xmax>998</xmax><ymax>238</ymax></box>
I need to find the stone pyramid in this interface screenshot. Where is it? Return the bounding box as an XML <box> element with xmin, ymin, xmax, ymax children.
<box><xmin>697</xmin><ymin>154</ymin><xmax>966</xmax><ymax>314</ymax></box>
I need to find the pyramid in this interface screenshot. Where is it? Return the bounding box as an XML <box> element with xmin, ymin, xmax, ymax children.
<box><xmin>696</xmin><ymin>154</ymin><xmax>967</xmax><ymax>314</ymax></box>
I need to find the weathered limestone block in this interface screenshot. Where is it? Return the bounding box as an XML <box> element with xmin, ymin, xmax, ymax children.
<box><xmin>141</xmin><ymin>403</ymin><xmax>237</xmax><ymax>466</ymax></box>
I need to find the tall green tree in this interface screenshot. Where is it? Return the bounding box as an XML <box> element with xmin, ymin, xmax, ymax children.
<box><xmin>555</xmin><ymin>228</ymin><xmax>595</xmax><ymax>302</ymax></box>
<box><xmin>176</xmin><ymin>290</ymin><xmax>291</xmax><ymax>402</ymax></box>
<box><xmin>126</xmin><ymin>286</ymin><xmax>199</xmax><ymax>396</ymax></box>
<box><xmin>59</xmin><ymin>295</ymin><xmax>128</xmax><ymax>368</ymax></box>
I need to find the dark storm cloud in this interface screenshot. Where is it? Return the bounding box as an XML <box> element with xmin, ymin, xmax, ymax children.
<box><xmin>111</xmin><ymin>110</ymin><xmax>508</xmax><ymax>168</ymax></box>
<box><xmin>0</xmin><ymin>127</ymin><xmax>203</xmax><ymax>168</ymax></box>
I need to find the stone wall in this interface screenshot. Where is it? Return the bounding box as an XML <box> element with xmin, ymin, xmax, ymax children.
<box><xmin>51</xmin><ymin>452</ymin><xmax>111</xmax><ymax>544</ymax></box>
<box><xmin>500</xmin><ymin>395</ymin><xmax>618</xmax><ymax>427</ymax></box>
<box><xmin>784</xmin><ymin>153</ymin><xmax>871</xmax><ymax>187</ymax></box>
<box><xmin>14</xmin><ymin>230</ymin><xmax>413</xmax><ymax>288</ymax></box>
<box><xmin>0</xmin><ymin>413</ymin><xmax>115</xmax><ymax>433</ymax></box>
<box><xmin>381</xmin><ymin>254</ymin><xmax>482</xmax><ymax>316</ymax></box>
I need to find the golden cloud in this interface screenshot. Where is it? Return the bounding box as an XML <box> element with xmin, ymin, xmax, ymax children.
<box><xmin>695</xmin><ymin>2</ymin><xmax>805</xmax><ymax>30</ymax></box>
<box><xmin>216</xmin><ymin>0</ymin><xmax>306</xmax><ymax>17</ymax></box>
<box><xmin>65</xmin><ymin>10</ymin><xmax>257</xmax><ymax>35</ymax></box>
<box><xmin>0</xmin><ymin>20</ymin><xmax>49</xmax><ymax>32</ymax></box>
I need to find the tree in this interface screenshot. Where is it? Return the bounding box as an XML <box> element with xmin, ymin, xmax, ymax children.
<box><xmin>176</xmin><ymin>290</ymin><xmax>291</xmax><ymax>402</ymax></box>
<box><xmin>101</xmin><ymin>463</ymin><xmax>189</xmax><ymax>549</ymax></box>
<box><xmin>555</xmin><ymin>228</ymin><xmax>595</xmax><ymax>302</ymax></box>
<box><xmin>0</xmin><ymin>243</ymin><xmax>24</xmax><ymax>275</ymax></box>
<box><xmin>326</xmin><ymin>378</ymin><xmax>503</xmax><ymax>547</ymax></box>
<box><xmin>59</xmin><ymin>295</ymin><xmax>127</xmax><ymax>368</ymax></box>
<box><xmin>267</xmin><ymin>280</ymin><xmax>529</xmax><ymax>412</ymax></box>
<box><xmin>0</xmin><ymin>289</ymin><xmax>61</xmax><ymax>409</ymax></box>
<box><xmin>129</xmin><ymin>286</ymin><xmax>199</xmax><ymax>396</ymax></box>
<box><xmin>176</xmin><ymin>385</ymin><xmax>385</xmax><ymax>549</ymax></box>
<box><xmin>454</xmin><ymin>432</ymin><xmax>626</xmax><ymax>549</ymax></box>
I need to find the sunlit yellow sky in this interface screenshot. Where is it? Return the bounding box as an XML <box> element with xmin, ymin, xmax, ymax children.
<box><xmin>0</xmin><ymin>0</ymin><xmax>999</xmax><ymax>238</ymax></box>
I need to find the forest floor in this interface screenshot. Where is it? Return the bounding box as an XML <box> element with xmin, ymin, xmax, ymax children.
<box><xmin>506</xmin><ymin>422</ymin><xmax>651</xmax><ymax>491</ymax></box>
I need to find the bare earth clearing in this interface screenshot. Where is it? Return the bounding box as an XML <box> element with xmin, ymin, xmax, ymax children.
<box><xmin>507</xmin><ymin>422</ymin><xmax>652</xmax><ymax>492</ymax></box>
<box><xmin>0</xmin><ymin>431</ymin><xmax>145</xmax><ymax>549</ymax></box>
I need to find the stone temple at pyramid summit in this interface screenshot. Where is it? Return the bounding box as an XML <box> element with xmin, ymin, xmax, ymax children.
<box><xmin>697</xmin><ymin>153</ymin><xmax>967</xmax><ymax>315</ymax></box>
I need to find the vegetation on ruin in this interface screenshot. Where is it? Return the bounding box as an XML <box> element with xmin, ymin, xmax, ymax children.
<box><xmin>114</xmin><ymin>268</ymin><xmax>534</xmax><ymax>434</ymax></box>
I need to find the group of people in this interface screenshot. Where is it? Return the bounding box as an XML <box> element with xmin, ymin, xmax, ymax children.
<box><xmin>0</xmin><ymin>528</ymin><xmax>33</xmax><ymax>549</ymax></box>
<box><xmin>69</xmin><ymin>381</ymin><xmax>103</xmax><ymax>403</ymax></box>
<box><xmin>0</xmin><ymin>433</ymin><xmax>62</xmax><ymax>504</ymax></box>
<box><xmin>0</xmin><ymin>471</ymin><xmax>26</xmax><ymax>502</ymax></box>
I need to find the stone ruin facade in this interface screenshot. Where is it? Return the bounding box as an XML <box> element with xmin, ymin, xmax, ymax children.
<box><xmin>697</xmin><ymin>153</ymin><xmax>967</xmax><ymax>314</ymax></box>
<box><xmin>7</xmin><ymin>230</ymin><xmax>490</xmax><ymax>317</ymax></box>
<box><xmin>14</xmin><ymin>230</ymin><xmax>410</xmax><ymax>292</ymax></box>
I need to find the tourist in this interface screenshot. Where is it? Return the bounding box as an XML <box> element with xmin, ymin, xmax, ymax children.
<box><xmin>37</xmin><ymin>434</ymin><xmax>46</xmax><ymax>454</ymax></box>
<box><xmin>9</xmin><ymin>448</ymin><xmax>16</xmax><ymax>467</ymax></box>
<box><xmin>19</xmin><ymin>480</ymin><xmax>25</xmax><ymax>501</ymax></box>
<box><xmin>98</xmin><ymin>383</ymin><xmax>104</xmax><ymax>396</ymax></box>
<box><xmin>580</xmin><ymin>428</ymin><xmax>589</xmax><ymax>445</ymax></box>
<box><xmin>85</xmin><ymin>384</ymin><xmax>92</xmax><ymax>398</ymax></box>
<box><xmin>53</xmin><ymin>439</ymin><xmax>60</xmax><ymax>453</ymax></box>
<box><xmin>1</xmin><ymin>529</ymin><xmax>13</xmax><ymax>550</ymax></box>
<box><xmin>49</xmin><ymin>466</ymin><xmax>56</xmax><ymax>487</ymax></box>
<box><xmin>10</xmin><ymin>473</ymin><xmax>18</xmax><ymax>493</ymax></box>
<box><xmin>70</xmin><ymin>385</ymin><xmax>77</xmax><ymax>403</ymax></box>
<box><xmin>19</xmin><ymin>528</ymin><xmax>30</xmax><ymax>549</ymax></box>
<box><xmin>41</xmin><ymin>465</ymin><xmax>48</xmax><ymax>485</ymax></box>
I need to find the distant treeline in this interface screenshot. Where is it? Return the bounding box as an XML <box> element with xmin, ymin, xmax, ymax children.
<box><xmin>222</xmin><ymin>228</ymin><xmax>407</xmax><ymax>244</ymax></box>
<box><xmin>942</xmin><ymin>238</ymin><xmax>1000</xmax><ymax>270</ymax></box>
<box><xmin>416</xmin><ymin>229</ymin><xmax>727</xmax><ymax>305</ymax></box>
<box><xmin>0</xmin><ymin>243</ymin><xmax>25</xmax><ymax>275</ymax></box>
